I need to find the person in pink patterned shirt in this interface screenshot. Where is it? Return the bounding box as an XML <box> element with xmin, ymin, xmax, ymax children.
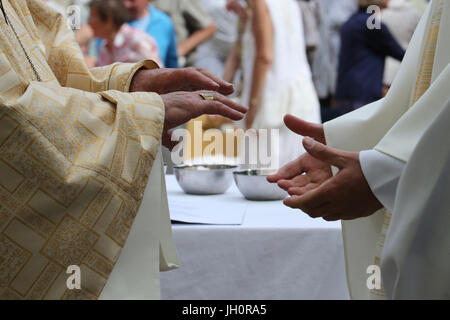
<box><xmin>89</xmin><ymin>0</ymin><xmax>163</xmax><ymax>67</ymax></box>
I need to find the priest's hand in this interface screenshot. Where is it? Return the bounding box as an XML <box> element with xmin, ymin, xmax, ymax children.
<box><xmin>272</xmin><ymin>138</ymin><xmax>383</xmax><ymax>221</ymax></box>
<box><xmin>161</xmin><ymin>91</ymin><xmax>247</xmax><ymax>150</ymax></box>
<box><xmin>130</xmin><ymin>67</ymin><xmax>235</xmax><ymax>95</ymax></box>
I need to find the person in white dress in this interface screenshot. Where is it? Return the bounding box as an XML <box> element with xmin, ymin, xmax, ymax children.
<box><xmin>225</xmin><ymin>0</ymin><xmax>321</xmax><ymax>169</ymax></box>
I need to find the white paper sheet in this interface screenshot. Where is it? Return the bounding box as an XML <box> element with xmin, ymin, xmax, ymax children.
<box><xmin>166</xmin><ymin>175</ymin><xmax>248</xmax><ymax>225</ymax></box>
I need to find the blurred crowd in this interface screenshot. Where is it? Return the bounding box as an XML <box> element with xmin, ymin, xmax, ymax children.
<box><xmin>44</xmin><ymin>0</ymin><xmax>429</xmax><ymax>163</ymax></box>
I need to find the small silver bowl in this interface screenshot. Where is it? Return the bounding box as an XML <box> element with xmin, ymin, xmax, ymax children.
<box><xmin>174</xmin><ymin>164</ymin><xmax>238</xmax><ymax>195</ymax></box>
<box><xmin>233</xmin><ymin>169</ymin><xmax>288</xmax><ymax>201</ymax></box>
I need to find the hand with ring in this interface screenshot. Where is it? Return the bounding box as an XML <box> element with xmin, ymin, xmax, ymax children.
<box><xmin>160</xmin><ymin>91</ymin><xmax>247</xmax><ymax>150</ymax></box>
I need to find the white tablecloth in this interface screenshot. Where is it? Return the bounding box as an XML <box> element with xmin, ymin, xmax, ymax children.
<box><xmin>160</xmin><ymin>175</ymin><xmax>350</xmax><ymax>300</ymax></box>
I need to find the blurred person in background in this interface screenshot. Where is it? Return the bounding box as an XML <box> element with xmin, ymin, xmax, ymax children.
<box><xmin>153</xmin><ymin>0</ymin><xmax>216</xmax><ymax>68</ymax></box>
<box><xmin>310</xmin><ymin>0</ymin><xmax>357</xmax><ymax>122</ymax></box>
<box><xmin>296</xmin><ymin>0</ymin><xmax>321</xmax><ymax>68</ymax></box>
<box><xmin>63</xmin><ymin>0</ymin><xmax>116</xmax><ymax>66</ymax></box>
<box><xmin>125</xmin><ymin>0</ymin><xmax>179</xmax><ymax>68</ymax></box>
<box><xmin>335</xmin><ymin>0</ymin><xmax>405</xmax><ymax>115</ymax></box>
<box><xmin>225</xmin><ymin>0</ymin><xmax>321</xmax><ymax>168</ymax></box>
<box><xmin>88</xmin><ymin>0</ymin><xmax>162</xmax><ymax>67</ymax></box>
<box><xmin>195</xmin><ymin>0</ymin><xmax>238</xmax><ymax>78</ymax></box>
<box><xmin>382</xmin><ymin>0</ymin><xmax>424</xmax><ymax>93</ymax></box>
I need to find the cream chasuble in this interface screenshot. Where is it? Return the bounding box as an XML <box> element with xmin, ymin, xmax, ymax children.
<box><xmin>381</xmin><ymin>99</ymin><xmax>450</xmax><ymax>299</ymax></box>
<box><xmin>0</xmin><ymin>0</ymin><xmax>178</xmax><ymax>299</ymax></box>
<box><xmin>324</xmin><ymin>0</ymin><xmax>449</xmax><ymax>299</ymax></box>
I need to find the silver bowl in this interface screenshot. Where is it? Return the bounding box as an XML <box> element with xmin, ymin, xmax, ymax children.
<box><xmin>233</xmin><ymin>169</ymin><xmax>288</xmax><ymax>201</ymax></box>
<box><xmin>174</xmin><ymin>164</ymin><xmax>238</xmax><ymax>195</ymax></box>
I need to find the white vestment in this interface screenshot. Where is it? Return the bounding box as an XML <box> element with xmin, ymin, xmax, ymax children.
<box><xmin>382</xmin><ymin>99</ymin><xmax>450</xmax><ymax>299</ymax></box>
<box><xmin>99</xmin><ymin>149</ymin><xmax>179</xmax><ymax>300</ymax></box>
<box><xmin>324</xmin><ymin>0</ymin><xmax>449</xmax><ymax>299</ymax></box>
<box><xmin>360</xmin><ymin>150</ymin><xmax>406</xmax><ymax>214</ymax></box>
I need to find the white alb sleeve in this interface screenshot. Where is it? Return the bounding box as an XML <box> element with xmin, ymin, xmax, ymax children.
<box><xmin>359</xmin><ymin>150</ymin><xmax>406</xmax><ymax>213</ymax></box>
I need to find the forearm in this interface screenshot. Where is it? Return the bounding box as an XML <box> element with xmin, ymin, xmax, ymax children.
<box><xmin>247</xmin><ymin>0</ymin><xmax>273</xmax><ymax>119</ymax></box>
<box><xmin>249</xmin><ymin>57</ymin><xmax>271</xmax><ymax>111</ymax></box>
<box><xmin>177</xmin><ymin>24</ymin><xmax>217</xmax><ymax>57</ymax></box>
<box><xmin>223</xmin><ymin>43</ymin><xmax>241</xmax><ymax>83</ymax></box>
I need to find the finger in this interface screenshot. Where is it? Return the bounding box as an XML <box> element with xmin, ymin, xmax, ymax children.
<box><xmin>284</xmin><ymin>114</ymin><xmax>325</xmax><ymax>143</ymax></box>
<box><xmin>185</xmin><ymin>69</ymin><xmax>222</xmax><ymax>92</ymax></box>
<box><xmin>196</xmin><ymin>68</ymin><xmax>235</xmax><ymax>95</ymax></box>
<box><xmin>277</xmin><ymin>174</ymin><xmax>310</xmax><ymax>191</ymax></box>
<box><xmin>321</xmin><ymin>206</ymin><xmax>345</xmax><ymax>221</ymax></box>
<box><xmin>323</xmin><ymin>215</ymin><xmax>342</xmax><ymax>222</ymax></box>
<box><xmin>267</xmin><ymin>155</ymin><xmax>306</xmax><ymax>183</ymax></box>
<box><xmin>202</xmin><ymin>101</ymin><xmax>246</xmax><ymax>121</ymax></box>
<box><xmin>284</xmin><ymin>177</ymin><xmax>334</xmax><ymax>212</ymax></box>
<box><xmin>283</xmin><ymin>195</ymin><xmax>302</xmax><ymax>209</ymax></box>
<box><xmin>283</xmin><ymin>195</ymin><xmax>330</xmax><ymax>218</ymax></box>
<box><xmin>209</xmin><ymin>92</ymin><xmax>248</xmax><ymax>114</ymax></box>
<box><xmin>303</xmin><ymin>138</ymin><xmax>347</xmax><ymax>169</ymax></box>
<box><xmin>287</xmin><ymin>183</ymin><xmax>319</xmax><ymax>196</ymax></box>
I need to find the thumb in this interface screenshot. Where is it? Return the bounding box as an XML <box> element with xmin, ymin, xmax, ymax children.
<box><xmin>284</xmin><ymin>115</ymin><xmax>325</xmax><ymax>143</ymax></box>
<box><xmin>303</xmin><ymin>137</ymin><xmax>346</xmax><ymax>168</ymax></box>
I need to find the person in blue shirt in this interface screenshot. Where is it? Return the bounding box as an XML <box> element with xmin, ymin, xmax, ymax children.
<box><xmin>124</xmin><ymin>0</ymin><xmax>179</xmax><ymax>68</ymax></box>
<box><xmin>335</xmin><ymin>0</ymin><xmax>405</xmax><ymax>116</ymax></box>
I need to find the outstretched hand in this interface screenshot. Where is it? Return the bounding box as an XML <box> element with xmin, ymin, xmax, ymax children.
<box><xmin>130</xmin><ymin>67</ymin><xmax>235</xmax><ymax>96</ymax></box>
<box><xmin>130</xmin><ymin>67</ymin><xmax>244</xmax><ymax>151</ymax></box>
<box><xmin>268</xmin><ymin>115</ymin><xmax>382</xmax><ymax>221</ymax></box>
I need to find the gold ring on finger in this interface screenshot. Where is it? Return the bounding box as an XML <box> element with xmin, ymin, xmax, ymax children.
<box><xmin>199</xmin><ymin>92</ymin><xmax>215</xmax><ymax>101</ymax></box>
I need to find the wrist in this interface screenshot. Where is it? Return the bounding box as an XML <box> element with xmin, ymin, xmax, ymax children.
<box><xmin>130</xmin><ymin>69</ymin><xmax>148</xmax><ymax>92</ymax></box>
<box><xmin>129</xmin><ymin>61</ymin><xmax>161</xmax><ymax>93</ymax></box>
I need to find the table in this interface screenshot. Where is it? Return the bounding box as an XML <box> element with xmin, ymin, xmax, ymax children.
<box><xmin>160</xmin><ymin>175</ymin><xmax>350</xmax><ymax>300</ymax></box>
